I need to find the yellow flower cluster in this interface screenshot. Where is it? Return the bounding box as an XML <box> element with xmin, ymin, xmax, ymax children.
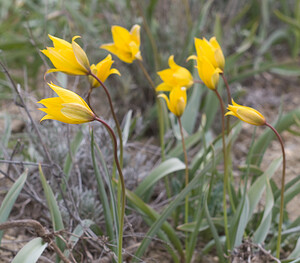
<box><xmin>38</xmin><ymin>25</ymin><xmax>266</xmax><ymax>127</ymax></box>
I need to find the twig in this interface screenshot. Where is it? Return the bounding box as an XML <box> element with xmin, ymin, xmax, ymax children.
<box><xmin>0</xmin><ymin>220</ymin><xmax>72</xmax><ymax>263</ymax></box>
<box><xmin>0</xmin><ymin>159</ymin><xmax>52</xmax><ymax>167</ymax></box>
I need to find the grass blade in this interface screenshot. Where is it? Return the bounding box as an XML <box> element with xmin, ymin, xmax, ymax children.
<box><xmin>12</xmin><ymin>237</ymin><xmax>48</xmax><ymax>263</ymax></box>
<box><xmin>134</xmin><ymin>158</ymin><xmax>185</xmax><ymax>198</ymax></box>
<box><xmin>0</xmin><ymin>171</ymin><xmax>27</xmax><ymax>242</ymax></box>
<box><xmin>39</xmin><ymin>165</ymin><xmax>65</xmax><ymax>254</ymax></box>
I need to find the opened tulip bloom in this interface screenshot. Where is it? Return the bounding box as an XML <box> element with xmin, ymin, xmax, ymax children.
<box><xmin>88</xmin><ymin>55</ymin><xmax>121</xmax><ymax>88</ymax></box>
<box><xmin>195</xmin><ymin>36</ymin><xmax>225</xmax><ymax>70</ymax></box>
<box><xmin>41</xmin><ymin>35</ymin><xmax>90</xmax><ymax>75</ymax></box>
<box><xmin>225</xmin><ymin>99</ymin><xmax>266</xmax><ymax>126</ymax></box>
<box><xmin>100</xmin><ymin>25</ymin><xmax>142</xmax><ymax>63</ymax></box>
<box><xmin>156</xmin><ymin>55</ymin><xmax>193</xmax><ymax>92</ymax></box>
<box><xmin>158</xmin><ymin>86</ymin><xmax>187</xmax><ymax>117</ymax></box>
<box><xmin>38</xmin><ymin>82</ymin><xmax>95</xmax><ymax>124</ymax></box>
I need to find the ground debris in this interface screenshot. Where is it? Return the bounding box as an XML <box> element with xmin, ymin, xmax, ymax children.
<box><xmin>230</xmin><ymin>239</ymin><xmax>280</xmax><ymax>263</ymax></box>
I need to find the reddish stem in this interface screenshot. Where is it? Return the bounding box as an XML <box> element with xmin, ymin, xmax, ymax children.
<box><xmin>265</xmin><ymin>122</ymin><xmax>286</xmax><ymax>259</ymax></box>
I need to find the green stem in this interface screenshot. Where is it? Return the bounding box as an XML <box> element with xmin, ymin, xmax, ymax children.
<box><xmin>221</xmin><ymin>74</ymin><xmax>232</xmax><ymax>134</ymax></box>
<box><xmin>213</xmin><ymin>89</ymin><xmax>230</xmax><ymax>251</ymax></box>
<box><xmin>178</xmin><ymin>117</ymin><xmax>189</xmax><ymax>259</ymax></box>
<box><xmin>95</xmin><ymin>117</ymin><xmax>125</xmax><ymax>263</ymax></box>
<box><xmin>88</xmin><ymin>71</ymin><xmax>124</xmax><ymax>168</ymax></box>
<box><xmin>265</xmin><ymin>122</ymin><xmax>286</xmax><ymax>259</ymax></box>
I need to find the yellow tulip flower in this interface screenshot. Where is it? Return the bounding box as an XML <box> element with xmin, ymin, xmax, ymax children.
<box><xmin>100</xmin><ymin>25</ymin><xmax>142</xmax><ymax>63</ymax></box>
<box><xmin>156</xmin><ymin>55</ymin><xmax>193</xmax><ymax>92</ymax></box>
<box><xmin>225</xmin><ymin>99</ymin><xmax>266</xmax><ymax>126</ymax></box>
<box><xmin>41</xmin><ymin>35</ymin><xmax>90</xmax><ymax>75</ymax></box>
<box><xmin>88</xmin><ymin>54</ymin><xmax>121</xmax><ymax>88</ymax></box>
<box><xmin>195</xmin><ymin>36</ymin><xmax>225</xmax><ymax>70</ymax></box>
<box><xmin>38</xmin><ymin>82</ymin><xmax>95</xmax><ymax>124</ymax></box>
<box><xmin>158</xmin><ymin>86</ymin><xmax>187</xmax><ymax>117</ymax></box>
<box><xmin>192</xmin><ymin>56</ymin><xmax>222</xmax><ymax>90</ymax></box>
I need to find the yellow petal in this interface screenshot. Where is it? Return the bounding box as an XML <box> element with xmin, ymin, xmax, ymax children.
<box><xmin>111</xmin><ymin>25</ymin><xmax>132</xmax><ymax>51</ymax></box>
<box><xmin>156</xmin><ymin>82</ymin><xmax>173</xmax><ymax>92</ymax></box>
<box><xmin>130</xmin><ymin>24</ymin><xmax>141</xmax><ymax>47</ymax></box>
<box><xmin>72</xmin><ymin>36</ymin><xmax>90</xmax><ymax>73</ymax></box>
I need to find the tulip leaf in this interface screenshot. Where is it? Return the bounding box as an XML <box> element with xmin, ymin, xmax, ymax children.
<box><xmin>62</xmin><ymin>128</ymin><xmax>84</xmax><ymax>190</ymax></box>
<box><xmin>122</xmin><ymin>109</ymin><xmax>133</xmax><ymax>145</ymax></box>
<box><xmin>64</xmin><ymin>219</ymin><xmax>94</xmax><ymax>258</ymax></box>
<box><xmin>289</xmin><ymin>237</ymin><xmax>300</xmax><ymax>259</ymax></box>
<box><xmin>248</xmin><ymin>157</ymin><xmax>281</xmax><ymax>217</ymax></box>
<box><xmin>253</xmin><ymin>176</ymin><xmax>274</xmax><ymax>243</ymax></box>
<box><xmin>177</xmin><ymin>217</ymin><xmax>224</xmax><ymax>232</ymax></box>
<box><xmin>39</xmin><ymin>165</ymin><xmax>65</xmax><ymax>254</ymax></box>
<box><xmin>12</xmin><ymin>237</ymin><xmax>48</xmax><ymax>263</ymax></box>
<box><xmin>134</xmin><ymin>158</ymin><xmax>185</xmax><ymax>198</ymax></box>
<box><xmin>133</xmin><ymin>155</ymin><xmax>217</xmax><ymax>261</ymax></box>
<box><xmin>126</xmin><ymin>189</ymin><xmax>184</xmax><ymax>259</ymax></box>
<box><xmin>90</xmin><ymin>131</ymin><xmax>114</xmax><ymax>243</ymax></box>
<box><xmin>0</xmin><ymin>171</ymin><xmax>27</xmax><ymax>243</ymax></box>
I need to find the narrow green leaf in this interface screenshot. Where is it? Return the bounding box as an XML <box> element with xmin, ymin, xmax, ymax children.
<box><xmin>64</xmin><ymin>219</ymin><xmax>94</xmax><ymax>258</ymax></box>
<box><xmin>274</xmin><ymin>9</ymin><xmax>300</xmax><ymax>31</ymax></box>
<box><xmin>232</xmin><ymin>196</ymin><xmax>249</xmax><ymax>247</ymax></box>
<box><xmin>177</xmin><ymin>217</ymin><xmax>223</xmax><ymax>232</ymax></box>
<box><xmin>126</xmin><ymin>189</ymin><xmax>184</xmax><ymax>260</ymax></box>
<box><xmin>12</xmin><ymin>237</ymin><xmax>48</xmax><ymax>263</ymax></box>
<box><xmin>134</xmin><ymin>158</ymin><xmax>185</xmax><ymax>197</ymax></box>
<box><xmin>39</xmin><ymin>165</ymin><xmax>65</xmax><ymax>254</ymax></box>
<box><xmin>204</xmin><ymin>193</ymin><xmax>226</xmax><ymax>263</ymax></box>
<box><xmin>289</xmin><ymin>237</ymin><xmax>300</xmax><ymax>259</ymax></box>
<box><xmin>0</xmin><ymin>171</ymin><xmax>27</xmax><ymax>242</ymax></box>
<box><xmin>63</xmin><ymin>129</ymin><xmax>84</xmax><ymax>177</ymax></box>
<box><xmin>122</xmin><ymin>109</ymin><xmax>133</xmax><ymax>145</ymax></box>
<box><xmin>253</xmin><ymin>177</ymin><xmax>274</xmax><ymax>243</ymax></box>
<box><xmin>90</xmin><ymin>130</ymin><xmax>114</xmax><ymax>243</ymax></box>
<box><xmin>248</xmin><ymin>157</ymin><xmax>282</xmax><ymax>217</ymax></box>
<box><xmin>133</xmin><ymin>154</ymin><xmax>217</xmax><ymax>261</ymax></box>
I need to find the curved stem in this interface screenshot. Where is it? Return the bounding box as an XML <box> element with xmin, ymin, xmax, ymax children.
<box><xmin>95</xmin><ymin>116</ymin><xmax>126</xmax><ymax>263</ymax></box>
<box><xmin>213</xmin><ymin>89</ymin><xmax>230</xmax><ymax>251</ymax></box>
<box><xmin>265</xmin><ymin>122</ymin><xmax>286</xmax><ymax>259</ymax></box>
<box><xmin>88</xmin><ymin>72</ymin><xmax>123</xmax><ymax>168</ymax></box>
<box><xmin>178</xmin><ymin>117</ymin><xmax>189</xmax><ymax>260</ymax></box>
<box><xmin>86</xmin><ymin>86</ymin><xmax>95</xmax><ymax>113</ymax></box>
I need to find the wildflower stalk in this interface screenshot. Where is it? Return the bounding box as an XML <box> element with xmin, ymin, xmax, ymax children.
<box><xmin>178</xmin><ymin>117</ymin><xmax>189</xmax><ymax>255</ymax></box>
<box><xmin>88</xmin><ymin>71</ymin><xmax>124</xmax><ymax>169</ymax></box>
<box><xmin>213</xmin><ymin>89</ymin><xmax>230</xmax><ymax>251</ymax></box>
<box><xmin>221</xmin><ymin>73</ymin><xmax>232</xmax><ymax>133</ymax></box>
<box><xmin>94</xmin><ymin>116</ymin><xmax>126</xmax><ymax>263</ymax></box>
<box><xmin>137</xmin><ymin>60</ymin><xmax>172</xmax><ymax>197</ymax></box>
<box><xmin>265</xmin><ymin>122</ymin><xmax>286</xmax><ymax>259</ymax></box>
<box><xmin>87</xmin><ymin>86</ymin><xmax>95</xmax><ymax>112</ymax></box>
